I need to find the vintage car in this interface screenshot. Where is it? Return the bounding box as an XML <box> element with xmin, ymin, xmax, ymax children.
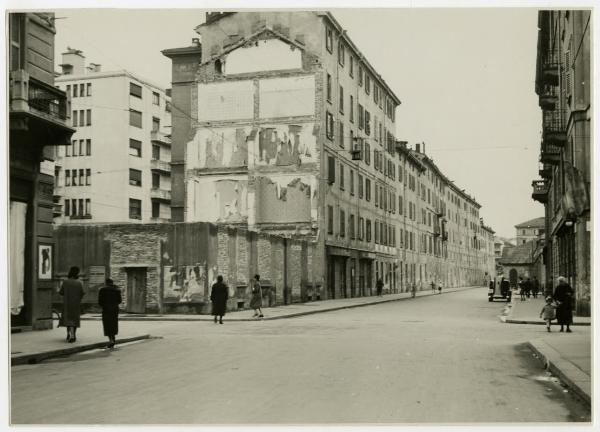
<box><xmin>488</xmin><ymin>278</ymin><xmax>511</xmax><ymax>302</ymax></box>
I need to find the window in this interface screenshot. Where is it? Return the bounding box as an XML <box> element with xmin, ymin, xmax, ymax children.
<box><xmin>326</xmin><ymin>27</ymin><xmax>333</xmax><ymax>53</ymax></box>
<box><xmin>152</xmin><ymin>144</ymin><xmax>160</xmax><ymax>160</ymax></box>
<box><xmin>349</xmin><ymin>214</ymin><xmax>355</xmax><ymax>239</ymax></box>
<box><xmin>64</xmin><ymin>199</ymin><xmax>70</xmax><ymax>216</ymax></box>
<box><xmin>152</xmin><ymin>201</ymin><xmax>160</xmax><ymax>218</ymax></box>
<box><xmin>364</xmin><ymin>142</ymin><xmax>371</xmax><ymax>165</ymax></box>
<box><xmin>339</xmin><ymin>86</ymin><xmax>344</xmax><ymax>113</ymax></box>
<box><xmin>73</xmin><ymin>84</ymin><xmax>78</xmax><ymax>98</ymax></box>
<box><xmin>65</xmin><ymin>170</ymin><xmax>71</xmax><ymax>186</ymax></box>
<box><xmin>86</xmin><ymin>169</ymin><xmax>91</xmax><ymax>186</ymax></box>
<box><xmin>86</xmin><ymin>109</ymin><xmax>91</xmax><ymax>126</ymax></box>
<box><xmin>339</xmin><ymin>163</ymin><xmax>345</xmax><ymax>190</ymax></box>
<box><xmin>79</xmin><ymin>83</ymin><xmax>85</xmax><ymax>97</ymax></box>
<box><xmin>129</xmin><ymin>139</ymin><xmax>142</xmax><ymax>157</ymax></box>
<box><xmin>10</xmin><ymin>14</ymin><xmax>23</xmax><ymax>71</ymax></box>
<box><xmin>399</xmin><ymin>195</ymin><xmax>403</xmax><ymax>215</ymax></box>
<box><xmin>130</xmin><ymin>82</ymin><xmax>142</xmax><ymax>98</ymax></box>
<box><xmin>326</xmin><ymin>73</ymin><xmax>332</xmax><ymax>102</ymax></box>
<box><xmin>365</xmin><ymin>110</ymin><xmax>371</xmax><ymax>135</ymax></box>
<box><xmin>359</xmin><ymin>217</ymin><xmax>364</xmax><ymax>240</ymax></box>
<box><xmin>350</xmin><ymin>170</ymin><xmax>354</xmax><ymax>195</ymax></box>
<box><xmin>72</xmin><ymin>110</ymin><xmax>78</xmax><ymax>127</ymax></box>
<box><xmin>129</xmin><ymin>199</ymin><xmax>142</xmax><ymax>220</ymax></box>
<box><xmin>366</xmin><ymin>219</ymin><xmax>372</xmax><ymax>242</ymax></box>
<box><xmin>152</xmin><ymin>117</ymin><xmax>160</xmax><ymax>132</ymax></box>
<box><xmin>79</xmin><ymin>169</ymin><xmax>84</xmax><ymax>186</ymax></box>
<box><xmin>349</xmin><ymin>55</ymin><xmax>354</xmax><ymax>77</ymax></box>
<box><xmin>152</xmin><ymin>172</ymin><xmax>160</xmax><ymax>189</ymax></box>
<box><xmin>72</xmin><ymin>169</ymin><xmax>78</xmax><ymax>186</ymax></box>
<box><xmin>374</xmin><ymin>86</ymin><xmax>379</xmax><ymax>105</ymax></box>
<box><xmin>327</xmin><ymin>205</ymin><xmax>334</xmax><ymax>234</ymax></box>
<box><xmin>66</xmin><ymin>140</ymin><xmax>72</xmax><ymax>157</ymax></box>
<box><xmin>129</xmin><ymin>169</ymin><xmax>142</xmax><ymax>186</ymax></box>
<box><xmin>358</xmin><ymin>66</ymin><xmax>363</xmax><ymax>86</ymax></box>
<box><xmin>152</xmin><ymin>91</ymin><xmax>160</xmax><ymax>105</ymax></box>
<box><xmin>349</xmin><ymin>95</ymin><xmax>354</xmax><ymax>123</ymax></box>
<box><xmin>86</xmin><ymin>83</ymin><xmax>92</xmax><ymax>96</ymax></box>
<box><xmin>358</xmin><ymin>174</ymin><xmax>363</xmax><ymax>198</ymax></box>
<box><xmin>365</xmin><ymin>74</ymin><xmax>371</xmax><ymax>95</ymax></box>
<box><xmin>358</xmin><ymin>104</ymin><xmax>364</xmax><ymax>130</ymax></box>
<box><xmin>86</xmin><ymin>139</ymin><xmax>91</xmax><ymax>156</ymax></box>
<box><xmin>78</xmin><ymin>199</ymin><xmax>84</xmax><ymax>216</ymax></box>
<box><xmin>79</xmin><ymin>139</ymin><xmax>85</xmax><ymax>156</ymax></box>
<box><xmin>365</xmin><ymin>178</ymin><xmax>371</xmax><ymax>201</ymax></box>
<box><xmin>338</xmin><ymin>40</ymin><xmax>345</xmax><ymax>66</ymax></box>
<box><xmin>340</xmin><ymin>209</ymin><xmax>345</xmax><ymax>237</ymax></box>
<box><xmin>130</xmin><ymin>109</ymin><xmax>142</xmax><ymax>128</ymax></box>
<box><xmin>339</xmin><ymin>121</ymin><xmax>344</xmax><ymax>148</ymax></box>
<box><xmin>79</xmin><ymin>110</ymin><xmax>84</xmax><ymax>127</ymax></box>
<box><xmin>327</xmin><ymin>155</ymin><xmax>335</xmax><ymax>184</ymax></box>
<box><xmin>66</xmin><ymin>85</ymin><xmax>71</xmax><ymax>97</ymax></box>
<box><xmin>375</xmin><ymin>183</ymin><xmax>379</xmax><ymax>207</ymax></box>
<box><xmin>375</xmin><ymin>221</ymin><xmax>379</xmax><ymax>244</ymax></box>
<box><xmin>326</xmin><ymin>111</ymin><xmax>334</xmax><ymax>140</ymax></box>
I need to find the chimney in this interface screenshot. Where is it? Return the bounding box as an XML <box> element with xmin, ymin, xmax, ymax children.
<box><xmin>415</xmin><ymin>143</ymin><xmax>421</xmax><ymax>153</ymax></box>
<box><xmin>60</xmin><ymin>47</ymin><xmax>85</xmax><ymax>75</ymax></box>
<box><xmin>422</xmin><ymin>142</ymin><xmax>426</xmax><ymax>154</ymax></box>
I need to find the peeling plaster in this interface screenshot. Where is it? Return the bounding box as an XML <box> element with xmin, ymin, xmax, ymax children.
<box><xmin>255</xmin><ymin>174</ymin><xmax>317</xmax><ymax>223</ymax></box>
<box><xmin>224</xmin><ymin>38</ymin><xmax>302</xmax><ymax>75</ymax></box>
<box><xmin>187</xmin><ymin>177</ymin><xmax>248</xmax><ymax>223</ymax></box>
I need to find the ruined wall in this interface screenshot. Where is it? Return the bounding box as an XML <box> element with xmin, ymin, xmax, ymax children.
<box><xmin>186</xmin><ymin>176</ymin><xmax>248</xmax><ymax>223</ymax></box>
<box><xmin>254</xmin><ymin>174</ymin><xmax>316</xmax><ymax>224</ymax></box>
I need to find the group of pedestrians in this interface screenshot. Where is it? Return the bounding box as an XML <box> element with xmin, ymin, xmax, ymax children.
<box><xmin>518</xmin><ymin>276</ymin><xmax>541</xmax><ymax>300</ymax></box>
<box><xmin>59</xmin><ymin>266</ymin><xmax>121</xmax><ymax>348</ymax></box>
<box><xmin>210</xmin><ymin>274</ymin><xmax>264</xmax><ymax>324</ymax></box>
<box><xmin>539</xmin><ymin>276</ymin><xmax>575</xmax><ymax>333</ymax></box>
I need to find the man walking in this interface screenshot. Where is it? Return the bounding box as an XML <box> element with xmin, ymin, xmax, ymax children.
<box><xmin>376</xmin><ymin>278</ymin><xmax>384</xmax><ymax>297</ymax></box>
<box><xmin>210</xmin><ymin>275</ymin><xmax>229</xmax><ymax>324</ymax></box>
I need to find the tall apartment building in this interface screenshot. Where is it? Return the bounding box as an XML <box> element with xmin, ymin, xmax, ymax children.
<box><xmin>9</xmin><ymin>13</ymin><xmax>74</xmax><ymax>329</ymax></box>
<box><xmin>53</xmin><ymin>49</ymin><xmax>173</xmax><ymax>224</ymax></box>
<box><xmin>163</xmin><ymin>11</ymin><xmax>494</xmax><ymax>300</ymax></box>
<box><xmin>533</xmin><ymin>10</ymin><xmax>590</xmax><ymax>315</ymax></box>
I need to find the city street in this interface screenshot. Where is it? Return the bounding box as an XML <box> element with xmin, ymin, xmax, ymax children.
<box><xmin>11</xmin><ymin>288</ymin><xmax>590</xmax><ymax>424</ymax></box>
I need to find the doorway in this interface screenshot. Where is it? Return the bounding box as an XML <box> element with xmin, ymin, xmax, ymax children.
<box><xmin>126</xmin><ymin>268</ymin><xmax>147</xmax><ymax>313</ymax></box>
<box><xmin>509</xmin><ymin>268</ymin><xmax>518</xmax><ymax>288</ymax></box>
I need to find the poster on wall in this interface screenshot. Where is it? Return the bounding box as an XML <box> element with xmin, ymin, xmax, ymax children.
<box><xmin>38</xmin><ymin>244</ymin><xmax>53</xmax><ymax>280</ymax></box>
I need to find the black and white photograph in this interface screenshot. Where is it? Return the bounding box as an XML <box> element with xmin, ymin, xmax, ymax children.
<box><xmin>4</xmin><ymin>0</ymin><xmax>595</xmax><ymax>428</ymax></box>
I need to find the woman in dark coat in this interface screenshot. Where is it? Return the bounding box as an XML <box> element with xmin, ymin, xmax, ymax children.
<box><xmin>59</xmin><ymin>266</ymin><xmax>85</xmax><ymax>343</ymax></box>
<box><xmin>98</xmin><ymin>278</ymin><xmax>122</xmax><ymax>348</ymax></box>
<box><xmin>554</xmin><ymin>276</ymin><xmax>574</xmax><ymax>332</ymax></box>
<box><xmin>210</xmin><ymin>275</ymin><xmax>229</xmax><ymax>324</ymax></box>
<box><xmin>249</xmin><ymin>274</ymin><xmax>264</xmax><ymax>318</ymax></box>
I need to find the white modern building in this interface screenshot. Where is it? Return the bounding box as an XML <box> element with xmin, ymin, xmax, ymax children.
<box><xmin>53</xmin><ymin>48</ymin><xmax>172</xmax><ymax>224</ymax></box>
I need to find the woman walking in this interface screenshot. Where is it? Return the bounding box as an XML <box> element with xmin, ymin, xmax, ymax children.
<box><xmin>554</xmin><ymin>276</ymin><xmax>574</xmax><ymax>332</ymax></box>
<box><xmin>59</xmin><ymin>266</ymin><xmax>85</xmax><ymax>343</ymax></box>
<box><xmin>250</xmin><ymin>274</ymin><xmax>264</xmax><ymax>319</ymax></box>
<box><xmin>98</xmin><ymin>278</ymin><xmax>122</xmax><ymax>348</ymax></box>
<box><xmin>210</xmin><ymin>275</ymin><xmax>229</xmax><ymax>324</ymax></box>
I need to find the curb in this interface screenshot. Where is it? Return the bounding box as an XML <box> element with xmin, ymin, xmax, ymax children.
<box><xmin>506</xmin><ymin>319</ymin><xmax>590</xmax><ymax>326</ymax></box>
<box><xmin>11</xmin><ymin>334</ymin><xmax>153</xmax><ymax>366</ymax></box>
<box><xmin>80</xmin><ymin>287</ymin><xmax>478</xmax><ymax>322</ymax></box>
<box><xmin>527</xmin><ymin>339</ymin><xmax>591</xmax><ymax>405</ymax></box>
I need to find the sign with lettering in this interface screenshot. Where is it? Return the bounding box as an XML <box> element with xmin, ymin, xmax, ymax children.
<box><xmin>88</xmin><ymin>266</ymin><xmax>106</xmax><ymax>288</ymax></box>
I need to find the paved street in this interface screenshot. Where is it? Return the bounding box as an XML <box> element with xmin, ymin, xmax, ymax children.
<box><xmin>11</xmin><ymin>288</ymin><xmax>590</xmax><ymax>424</ymax></box>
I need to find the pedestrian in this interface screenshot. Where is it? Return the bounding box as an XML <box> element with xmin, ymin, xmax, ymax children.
<box><xmin>411</xmin><ymin>283</ymin><xmax>416</xmax><ymax>298</ymax></box>
<box><xmin>532</xmin><ymin>276</ymin><xmax>540</xmax><ymax>298</ymax></box>
<box><xmin>525</xmin><ymin>277</ymin><xmax>532</xmax><ymax>298</ymax></box>
<box><xmin>539</xmin><ymin>296</ymin><xmax>556</xmax><ymax>332</ymax></box>
<box><xmin>59</xmin><ymin>266</ymin><xmax>85</xmax><ymax>343</ymax></box>
<box><xmin>376</xmin><ymin>278</ymin><xmax>384</xmax><ymax>297</ymax></box>
<box><xmin>553</xmin><ymin>276</ymin><xmax>574</xmax><ymax>333</ymax></box>
<box><xmin>437</xmin><ymin>283</ymin><xmax>442</xmax><ymax>294</ymax></box>
<box><xmin>98</xmin><ymin>278</ymin><xmax>122</xmax><ymax>348</ymax></box>
<box><xmin>430</xmin><ymin>280</ymin><xmax>436</xmax><ymax>294</ymax></box>
<box><xmin>210</xmin><ymin>275</ymin><xmax>229</xmax><ymax>324</ymax></box>
<box><xmin>250</xmin><ymin>274</ymin><xmax>264</xmax><ymax>318</ymax></box>
<box><xmin>518</xmin><ymin>277</ymin><xmax>526</xmax><ymax>301</ymax></box>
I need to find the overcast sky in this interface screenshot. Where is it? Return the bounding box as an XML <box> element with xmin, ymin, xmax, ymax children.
<box><xmin>53</xmin><ymin>8</ymin><xmax>543</xmax><ymax>239</ymax></box>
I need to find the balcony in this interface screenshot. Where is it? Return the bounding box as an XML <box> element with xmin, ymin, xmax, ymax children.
<box><xmin>540</xmin><ymin>141</ymin><xmax>561</xmax><ymax>165</ymax></box>
<box><xmin>151</xmin><ymin>130</ymin><xmax>171</xmax><ymax>146</ymax></box>
<box><xmin>542</xmin><ymin>109</ymin><xmax>567</xmax><ymax>146</ymax></box>
<box><xmin>538</xmin><ymin>85</ymin><xmax>558</xmax><ymax>111</ymax></box>
<box><xmin>532</xmin><ymin>180</ymin><xmax>549</xmax><ymax>204</ymax></box>
<box><xmin>150</xmin><ymin>188</ymin><xmax>171</xmax><ymax>202</ymax></box>
<box><xmin>541</xmin><ymin>51</ymin><xmax>559</xmax><ymax>86</ymax></box>
<box><xmin>150</xmin><ymin>158</ymin><xmax>171</xmax><ymax>174</ymax></box>
<box><xmin>9</xmin><ymin>70</ymin><xmax>75</xmax><ymax>145</ymax></box>
<box><xmin>539</xmin><ymin>163</ymin><xmax>552</xmax><ymax>179</ymax></box>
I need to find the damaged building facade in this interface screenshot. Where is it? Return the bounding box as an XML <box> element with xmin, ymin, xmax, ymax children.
<box><xmin>160</xmin><ymin>11</ymin><xmax>496</xmax><ymax>303</ymax></box>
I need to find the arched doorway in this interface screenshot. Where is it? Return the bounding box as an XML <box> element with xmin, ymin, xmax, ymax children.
<box><xmin>509</xmin><ymin>268</ymin><xmax>518</xmax><ymax>287</ymax></box>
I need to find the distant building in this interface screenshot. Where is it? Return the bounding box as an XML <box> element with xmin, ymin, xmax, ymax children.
<box><xmin>498</xmin><ymin>240</ymin><xmax>544</xmax><ymax>289</ymax></box>
<box><xmin>515</xmin><ymin>216</ymin><xmax>545</xmax><ymax>245</ymax></box>
<box><xmin>53</xmin><ymin>49</ymin><xmax>173</xmax><ymax>224</ymax></box>
<box><xmin>533</xmin><ymin>10</ymin><xmax>591</xmax><ymax>315</ymax></box>
<box><xmin>9</xmin><ymin>13</ymin><xmax>75</xmax><ymax>329</ymax></box>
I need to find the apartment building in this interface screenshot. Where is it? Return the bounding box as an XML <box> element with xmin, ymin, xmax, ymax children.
<box><xmin>515</xmin><ymin>217</ymin><xmax>545</xmax><ymax>245</ymax></box>
<box><xmin>533</xmin><ymin>10</ymin><xmax>590</xmax><ymax>315</ymax></box>
<box><xmin>9</xmin><ymin>13</ymin><xmax>75</xmax><ymax>329</ymax></box>
<box><xmin>163</xmin><ymin>11</ymin><xmax>495</xmax><ymax>301</ymax></box>
<box><xmin>53</xmin><ymin>49</ymin><xmax>173</xmax><ymax>224</ymax></box>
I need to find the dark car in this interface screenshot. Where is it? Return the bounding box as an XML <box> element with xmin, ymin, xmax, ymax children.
<box><xmin>488</xmin><ymin>278</ymin><xmax>511</xmax><ymax>302</ymax></box>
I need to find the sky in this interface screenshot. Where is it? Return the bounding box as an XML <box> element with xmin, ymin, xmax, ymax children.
<box><xmin>51</xmin><ymin>7</ymin><xmax>544</xmax><ymax>239</ymax></box>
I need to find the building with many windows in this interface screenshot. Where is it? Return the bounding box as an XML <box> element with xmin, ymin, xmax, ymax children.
<box><xmin>515</xmin><ymin>216</ymin><xmax>545</xmax><ymax>245</ymax></box>
<box><xmin>9</xmin><ymin>13</ymin><xmax>74</xmax><ymax>329</ymax></box>
<box><xmin>163</xmin><ymin>11</ymin><xmax>495</xmax><ymax>301</ymax></box>
<box><xmin>53</xmin><ymin>49</ymin><xmax>173</xmax><ymax>224</ymax></box>
<box><xmin>532</xmin><ymin>10</ymin><xmax>590</xmax><ymax>315</ymax></box>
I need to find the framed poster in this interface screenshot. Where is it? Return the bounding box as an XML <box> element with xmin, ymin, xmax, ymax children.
<box><xmin>38</xmin><ymin>243</ymin><xmax>53</xmax><ymax>280</ymax></box>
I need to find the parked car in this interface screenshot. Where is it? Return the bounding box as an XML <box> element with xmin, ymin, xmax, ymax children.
<box><xmin>488</xmin><ymin>278</ymin><xmax>511</xmax><ymax>302</ymax></box>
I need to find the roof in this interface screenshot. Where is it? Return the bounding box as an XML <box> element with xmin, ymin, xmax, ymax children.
<box><xmin>499</xmin><ymin>240</ymin><xmax>537</xmax><ymax>265</ymax></box>
<box><xmin>515</xmin><ymin>217</ymin><xmax>545</xmax><ymax>229</ymax></box>
<box><xmin>56</xmin><ymin>70</ymin><xmax>169</xmax><ymax>93</ymax></box>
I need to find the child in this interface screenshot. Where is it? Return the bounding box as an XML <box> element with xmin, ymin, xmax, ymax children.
<box><xmin>540</xmin><ymin>297</ymin><xmax>556</xmax><ymax>332</ymax></box>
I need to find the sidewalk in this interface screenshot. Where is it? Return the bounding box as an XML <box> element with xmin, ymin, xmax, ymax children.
<box><xmin>504</xmin><ymin>295</ymin><xmax>591</xmax><ymax>405</ymax></box>
<box><xmin>12</xmin><ymin>285</ymin><xmax>477</xmax><ymax>365</ymax></box>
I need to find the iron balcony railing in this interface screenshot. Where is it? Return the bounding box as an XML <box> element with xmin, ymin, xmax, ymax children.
<box><xmin>28</xmin><ymin>78</ymin><xmax>68</xmax><ymax>120</ymax></box>
<box><xmin>541</xmin><ymin>50</ymin><xmax>559</xmax><ymax>86</ymax></box>
<box><xmin>538</xmin><ymin>85</ymin><xmax>558</xmax><ymax>110</ymax></box>
<box><xmin>532</xmin><ymin>180</ymin><xmax>549</xmax><ymax>204</ymax></box>
<box><xmin>542</xmin><ymin>109</ymin><xmax>568</xmax><ymax>146</ymax></box>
